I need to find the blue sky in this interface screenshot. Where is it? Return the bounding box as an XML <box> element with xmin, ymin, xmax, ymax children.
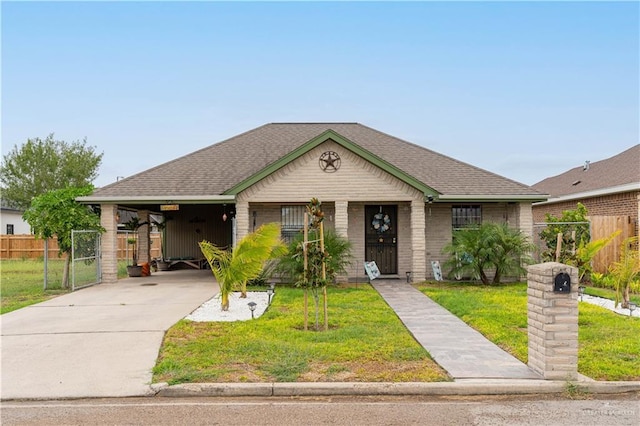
<box><xmin>2</xmin><ymin>1</ymin><xmax>638</xmax><ymax>188</ymax></box>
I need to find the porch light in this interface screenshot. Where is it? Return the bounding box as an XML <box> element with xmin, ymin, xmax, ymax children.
<box><xmin>248</xmin><ymin>301</ymin><xmax>257</xmax><ymax>319</ymax></box>
<box><xmin>578</xmin><ymin>286</ymin><xmax>585</xmax><ymax>301</ymax></box>
<box><xmin>629</xmin><ymin>303</ymin><xmax>637</xmax><ymax>317</ymax></box>
<box><xmin>222</xmin><ymin>204</ymin><xmax>228</xmax><ymax>222</ymax></box>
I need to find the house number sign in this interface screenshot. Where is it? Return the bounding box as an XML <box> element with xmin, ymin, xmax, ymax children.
<box><xmin>319</xmin><ymin>151</ymin><xmax>341</xmax><ymax>173</ymax></box>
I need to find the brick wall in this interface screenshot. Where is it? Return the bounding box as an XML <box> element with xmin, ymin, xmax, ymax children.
<box><xmin>533</xmin><ymin>191</ymin><xmax>639</xmax><ymax>224</ymax></box>
<box><xmin>532</xmin><ymin>190</ymin><xmax>639</xmax><ymax>238</ymax></box>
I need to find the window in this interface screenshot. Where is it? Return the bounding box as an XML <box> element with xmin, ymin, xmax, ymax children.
<box><xmin>281</xmin><ymin>205</ymin><xmax>306</xmax><ymax>243</ymax></box>
<box><xmin>6</xmin><ymin>224</ymin><xmax>14</xmax><ymax>235</ymax></box>
<box><xmin>452</xmin><ymin>205</ymin><xmax>482</xmax><ymax>232</ymax></box>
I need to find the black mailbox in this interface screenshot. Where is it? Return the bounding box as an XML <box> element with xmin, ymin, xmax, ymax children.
<box><xmin>554</xmin><ymin>272</ymin><xmax>571</xmax><ymax>293</ymax></box>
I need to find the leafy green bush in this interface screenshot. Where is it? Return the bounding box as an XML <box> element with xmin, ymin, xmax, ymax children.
<box><xmin>538</xmin><ymin>203</ymin><xmax>590</xmax><ymax>264</ymax></box>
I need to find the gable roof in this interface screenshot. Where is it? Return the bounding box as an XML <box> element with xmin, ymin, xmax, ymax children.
<box><xmin>532</xmin><ymin>144</ymin><xmax>640</xmax><ymax>199</ymax></box>
<box><xmin>83</xmin><ymin>123</ymin><xmax>545</xmax><ymax>203</ymax></box>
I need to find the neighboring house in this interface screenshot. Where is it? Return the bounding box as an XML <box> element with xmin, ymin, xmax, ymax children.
<box><xmin>531</xmin><ymin>145</ymin><xmax>640</xmax><ymax>237</ymax></box>
<box><xmin>0</xmin><ymin>202</ymin><xmax>30</xmax><ymax>235</ymax></box>
<box><xmin>79</xmin><ymin>123</ymin><xmax>547</xmax><ymax>283</ymax></box>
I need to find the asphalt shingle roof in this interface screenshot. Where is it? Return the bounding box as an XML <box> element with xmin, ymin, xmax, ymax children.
<box><xmin>91</xmin><ymin>123</ymin><xmax>544</xmax><ymax>198</ymax></box>
<box><xmin>532</xmin><ymin>144</ymin><xmax>640</xmax><ymax>198</ymax></box>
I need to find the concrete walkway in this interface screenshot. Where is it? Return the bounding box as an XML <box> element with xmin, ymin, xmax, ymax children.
<box><xmin>1</xmin><ymin>270</ymin><xmax>217</xmax><ymax>400</ymax></box>
<box><xmin>371</xmin><ymin>280</ymin><xmax>541</xmax><ymax>380</ymax></box>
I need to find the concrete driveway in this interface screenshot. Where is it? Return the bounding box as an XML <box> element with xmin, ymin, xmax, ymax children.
<box><xmin>1</xmin><ymin>270</ymin><xmax>217</xmax><ymax>400</ymax></box>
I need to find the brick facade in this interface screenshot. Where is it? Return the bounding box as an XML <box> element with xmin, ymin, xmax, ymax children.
<box><xmin>234</xmin><ymin>141</ymin><xmax>535</xmax><ymax>282</ymax></box>
<box><xmin>532</xmin><ymin>190</ymin><xmax>640</xmax><ymax>237</ymax></box>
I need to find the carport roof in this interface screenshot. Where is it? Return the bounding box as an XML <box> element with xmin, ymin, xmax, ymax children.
<box><xmin>81</xmin><ymin>123</ymin><xmax>546</xmax><ymax>203</ymax></box>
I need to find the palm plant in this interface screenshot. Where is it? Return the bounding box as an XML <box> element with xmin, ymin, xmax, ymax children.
<box><xmin>123</xmin><ymin>217</ymin><xmax>147</xmax><ymax>267</ymax></box>
<box><xmin>199</xmin><ymin>223</ymin><xmax>286</xmax><ymax>311</ymax></box>
<box><xmin>568</xmin><ymin>230</ymin><xmax>620</xmax><ymax>283</ymax></box>
<box><xmin>489</xmin><ymin>223</ymin><xmax>535</xmax><ymax>284</ymax></box>
<box><xmin>609</xmin><ymin>236</ymin><xmax>640</xmax><ymax>309</ymax></box>
<box><xmin>443</xmin><ymin>222</ymin><xmax>534</xmax><ymax>284</ymax></box>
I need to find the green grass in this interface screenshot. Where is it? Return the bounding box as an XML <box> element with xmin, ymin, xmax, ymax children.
<box><xmin>5</xmin><ymin>258</ymin><xmax>637</xmax><ymax>382</ymax></box>
<box><xmin>1</xmin><ymin>259</ymin><xmax>129</xmax><ymax>314</ymax></box>
<box><xmin>584</xmin><ymin>286</ymin><xmax>640</xmax><ymax>305</ymax></box>
<box><xmin>153</xmin><ymin>284</ymin><xmax>450</xmax><ymax>384</ymax></box>
<box><xmin>418</xmin><ymin>282</ymin><xmax>640</xmax><ymax>381</ymax></box>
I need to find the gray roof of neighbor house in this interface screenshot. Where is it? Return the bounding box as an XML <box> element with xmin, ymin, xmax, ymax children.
<box><xmin>86</xmin><ymin>123</ymin><xmax>545</xmax><ymax>201</ymax></box>
<box><xmin>0</xmin><ymin>199</ymin><xmax>22</xmax><ymax>212</ymax></box>
<box><xmin>532</xmin><ymin>144</ymin><xmax>640</xmax><ymax>199</ymax></box>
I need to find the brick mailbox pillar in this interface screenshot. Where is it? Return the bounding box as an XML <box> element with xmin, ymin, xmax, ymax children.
<box><xmin>527</xmin><ymin>262</ymin><xmax>579</xmax><ymax>380</ymax></box>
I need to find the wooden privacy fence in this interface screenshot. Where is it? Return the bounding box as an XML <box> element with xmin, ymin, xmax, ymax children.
<box><xmin>590</xmin><ymin>215</ymin><xmax>637</xmax><ymax>274</ymax></box>
<box><xmin>0</xmin><ymin>233</ymin><xmax>162</xmax><ymax>260</ymax></box>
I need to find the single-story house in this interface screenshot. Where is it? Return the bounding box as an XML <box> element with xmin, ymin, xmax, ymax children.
<box><xmin>0</xmin><ymin>201</ymin><xmax>30</xmax><ymax>235</ymax></box>
<box><xmin>531</xmin><ymin>145</ymin><xmax>639</xmax><ymax>236</ymax></box>
<box><xmin>79</xmin><ymin>123</ymin><xmax>547</xmax><ymax>283</ymax></box>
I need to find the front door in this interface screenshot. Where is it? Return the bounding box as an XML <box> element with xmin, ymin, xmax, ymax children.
<box><xmin>365</xmin><ymin>205</ymin><xmax>398</xmax><ymax>275</ymax></box>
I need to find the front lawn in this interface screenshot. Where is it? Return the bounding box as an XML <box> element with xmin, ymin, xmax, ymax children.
<box><xmin>417</xmin><ymin>282</ymin><xmax>640</xmax><ymax>381</ymax></box>
<box><xmin>153</xmin><ymin>284</ymin><xmax>450</xmax><ymax>384</ymax></box>
<box><xmin>1</xmin><ymin>259</ymin><xmax>130</xmax><ymax>314</ymax></box>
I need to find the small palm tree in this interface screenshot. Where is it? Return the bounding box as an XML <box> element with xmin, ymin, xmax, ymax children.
<box><xmin>609</xmin><ymin>236</ymin><xmax>640</xmax><ymax>309</ymax></box>
<box><xmin>489</xmin><ymin>223</ymin><xmax>535</xmax><ymax>284</ymax></box>
<box><xmin>443</xmin><ymin>222</ymin><xmax>534</xmax><ymax>284</ymax></box>
<box><xmin>569</xmin><ymin>230</ymin><xmax>620</xmax><ymax>283</ymax></box>
<box><xmin>199</xmin><ymin>223</ymin><xmax>286</xmax><ymax>311</ymax></box>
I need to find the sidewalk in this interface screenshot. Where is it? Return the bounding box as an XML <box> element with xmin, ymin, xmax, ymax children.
<box><xmin>371</xmin><ymin>280</ymin><xmax>541</xmax><ymax>380</ymax></box>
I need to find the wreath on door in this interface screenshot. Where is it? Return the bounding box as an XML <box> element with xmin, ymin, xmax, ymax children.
<box><xmin>372</xmin><ymin>212</ymin><xmax>391</xmax><ymax>233</ymax></box>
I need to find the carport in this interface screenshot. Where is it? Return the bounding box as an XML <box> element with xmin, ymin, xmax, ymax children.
<box><xmin>77</xmin><ymin>195</ymin><xmax>237</xmax><ymax>283</ymax></box>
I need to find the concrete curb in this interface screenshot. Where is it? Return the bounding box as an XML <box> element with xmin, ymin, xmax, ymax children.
<box><xmin>155</xmin><ymin>380</ymin><xmax>640</xmax><ymax>398</ymax></box>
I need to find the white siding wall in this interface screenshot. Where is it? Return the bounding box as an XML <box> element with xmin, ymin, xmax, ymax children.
<box><xmin>1</xmin><ymin>210</ymin><xmax>31</xmax><ymax>234</ymax></box>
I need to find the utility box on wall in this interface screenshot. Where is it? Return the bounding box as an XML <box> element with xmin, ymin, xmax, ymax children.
<box><xmin>527</xmin><ymin>262</ymin><xmax>579</xmax><ymax>380</ymax></box>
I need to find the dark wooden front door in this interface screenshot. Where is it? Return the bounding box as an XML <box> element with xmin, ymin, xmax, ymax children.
<box><xmin>365</xmin><ymin>205</ymin><xmax>398</xmax><ymax>275</ymax></box>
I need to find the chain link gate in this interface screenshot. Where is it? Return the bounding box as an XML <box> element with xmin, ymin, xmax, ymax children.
<box><xmin>532</xmin><ymin>221</ymin><xmax>591</xmax><ymax>264</ymax></box>
<box><xmin>71</xmin><ymin>230</ymin><xmax>101</xmax><ymax>291</ymax></box>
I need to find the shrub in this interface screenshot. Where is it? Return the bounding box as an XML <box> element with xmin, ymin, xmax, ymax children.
<box><xmin>442</xmin><ymin>222</ymin><xmax>534</xmax><ymax>284</ymax></box>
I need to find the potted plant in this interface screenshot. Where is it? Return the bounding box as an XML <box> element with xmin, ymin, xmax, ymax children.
<box><xmin>153</xmin><ymin>218</ymin><xmax>170</xmax><ymax>271</ymax></box>
<box><xmin>124</xmin><ymin>217</ymin><xmax>146</xmax><ymax>277</ymax></box>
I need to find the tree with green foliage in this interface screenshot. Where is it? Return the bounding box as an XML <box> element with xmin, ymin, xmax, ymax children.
<box><xmin>0</xmin><ymin>134</ymin><xmax>103</xmax><ymax>209</ymax></box>
<box><xmin>276</xmin><ymin>198</ymin><xmax>353</xmax><ymax>330</ymax></box>
<box><xmin>22</xmin><ymin>185</ymin><xmax>104</xmax><ymax>288</ymax></box>
<box><xmin>539</xmin><ymin>203</ymin><xmax>590</xmax><ymax>264</ymax></box>
<box><xmin>443</xmin><ymin>222</ymin><xmax>534</xmax><ymax>284</ymax></box>
<box><xmin>199</xmin><ymin>223</ymin><xmax>286</xmax><ymax>311</ymax></box>
<box><xmin>276</xmin><ymin>229</ymin><xmax>353</xmax><ymax>288</ymax></box>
